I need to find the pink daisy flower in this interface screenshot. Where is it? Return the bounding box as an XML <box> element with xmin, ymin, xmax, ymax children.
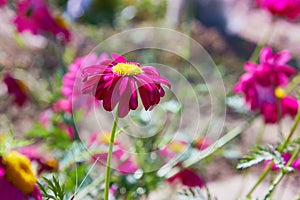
<box><xmin>82</xmin><ymin>53</ymin><xmax>171</xmax><ymax>118</ymax></box>
<box><xmin>0</xmin><ymin>151</ymin><xmax>42</xmax><ymax>200</ymax></box>
<box><xmin>55</xmin><ymin>53</ymin><xmax>107</xmax><ymax>113</ymax></box>
<box><xmin>13</xmin><ymin>0</ymin><xmax>71</xmax><ymax>42</ymax></box>
<box><xmin>3</xmin><ymin>73</ymin><xmax>29</xmax><ymax>107</ymax></box>
<box><xmin>255</xmin><ymin>0</ymin><xmax>300</xmax><ymax>20</ymax></box>
<box><xmin>234</xmin><ymin>46</ymin><xmax>298</xmax><ymax>123</ymax></box>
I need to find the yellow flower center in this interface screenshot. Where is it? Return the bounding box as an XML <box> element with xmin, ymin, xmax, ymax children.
<box><xmin>3</xmin><ymin>151</ymin><xmax>36</xmax><ymax>194</ymax></box>
<box><xmin>112</xmin><ymin>63</ymin><xmax>143</xmax><ymax>76</ymax></box>
<box><xmin>16</xmin><ymin>79</ymin><xmax>29</xmax><ymax>94</ymax></box>
<box><xmin>45</xmin><ymin>158</ymin><xmax>58</xmax><ymax>170</ymax></box>
<box><xmin>169</xmin><ymin>142</ymin><xmax>186</xmax><ymax>153</ymax></box>
<box><xmin>54</xmin><ymin>16</ymin><xmax>68</xmax><ymax>29</ymax></box>
<box><xmin>275</xmin><ymin>87</ymin><xmax>286</xmax><ymax>99</ymax></box>
<box><xmin>99</xmin><ymin>132</ymin><xmax>112</xmax><ymax>144</ymax></box>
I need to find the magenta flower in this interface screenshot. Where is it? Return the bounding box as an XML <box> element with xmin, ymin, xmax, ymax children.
<box><xmin>234</xmin><ymin>46</ymin><xmax>298</xmax><ymax>123</ymax></box>
<box><xmin>13</xmin><ymin>0</ymin><xmax>71</xmax><ymax>42</ymax></box>
<box><xmin>167</xmin><ymin>168</ymin><xmax>205</xmax><ymax>188</ymax></box>
<box><xmin>56</xmin><ymin>53</ymin><xmax>107</xmax><ymax>113</ymax></box>
<box><xmin>82</xmin><ymin>53</ymin><xmax>170</xmax><ymax>118</ymax></box>
<box><xmin>0</xmin><ymin>0</ymin><xmax>6</xmax><ymax>7</ymax></box>
<box><xmin>264</xmin><ymin>153</ymin><xmax>300</xmax><ymax>171</ymax></box>
<box><xmin>256</xmin><ymin>0</ymin><xmax>300</xmax><ymax>20</ymax></box>
<box><xmin>0</xmin><ymin>151</ymin><xmax>42</xmax><ymax>200</ymax></box>
<box><xmin>3</xmin><ymin>73</ymin><xmax>29</xmax><ymax>107</ymax></box>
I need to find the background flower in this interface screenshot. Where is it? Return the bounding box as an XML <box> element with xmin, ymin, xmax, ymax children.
<box><xmin>3</xmin><ymin>73</ymin><xmax>29</xmax><ymax>107</ymax></box>
<box><xmin>13</xmin><ymin>0</ymin><xmax>71</xmax><ymax>42</ymax></box>
<box><xmin>256</xmin><ymin>0</ymin><xmax>300</xmax><ymax>20</ymax></box>
<box><xmin>0</xmin><ymin>151</ymin><xmax>42</xmax><ymax>200</ymax></box>
<box><xmin>234</xmin><ymin>46</ymin><xmax>298</xmax><ymax>123</ymax></box>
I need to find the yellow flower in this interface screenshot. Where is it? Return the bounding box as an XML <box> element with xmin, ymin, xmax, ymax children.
<box><xmin>2</xmin><ymin>151</ymin><xmax>36</xmax><ymax>194</ymax></box>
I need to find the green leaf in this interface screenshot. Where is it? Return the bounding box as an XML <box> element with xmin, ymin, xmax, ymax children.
<box><xmin>38</xmin><ymin>176</ymin><xmax>66</xmax><ymax>200</ymax></box>
<box><xmin>237</xmin><ymin>145</ymin><xmax>284</xmax><ymax>170</ymax></box>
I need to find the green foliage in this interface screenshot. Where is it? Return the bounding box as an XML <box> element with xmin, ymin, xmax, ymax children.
<box><xmin>237</xmin><ymin>145</ymin><xmax>285</xmax><ymax>170</ymax></box>
<box><xmin>38</xmin><ymin>176</ymin><xmax>66</xmax><ymax>200</ymax></box>
<box><xmin>0</xmin><ymin>132</ymin><xmax>33</xmax><ymax>155</ymax></box>
<box><xmin>178</xmin><ymin>187</ymin><xmax>215</xmax><ymax>200</ymax></box>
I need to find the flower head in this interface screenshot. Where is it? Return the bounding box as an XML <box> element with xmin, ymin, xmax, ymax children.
<box><xmin>82</xmin><ymin>53</ymin><xmax>170</xmax><ymax>118</ymax></box>
<box><xmin>13</xmin><ymin>0</ymin><xmax>71</xmax><ymax>42</ymax></box>
<box><xmin>255</xmin><ymin>0</ymin><xmax>300</xmax><ymax>20</ymax></box>
<box><xmin>234</xmin><ymin>46</ymin><xmax>298</xmax><ymax>123</ymax></box>
<box><xmin>3</xmin><ymin>73</ymin><xmax>29</xmax><ymax>107</ymax></box>
<box><xmin>0</xmin><ymin>151</ymin><xmax>42</xmax><ymax>200</ymax></box>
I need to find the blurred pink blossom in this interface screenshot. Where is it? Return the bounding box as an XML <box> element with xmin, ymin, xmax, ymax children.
<box><xmin>167</xmin><ymin>168</ymin><xmax>205</xmax><ymax>188</ymax></box>
<box><xmin>3</xmin><ymin>73</ymin><xmax>29</xmax><ymax>107</ymax></box>
<box><xmin>0</xmin><ymin>0</ymin><xmax>6</xmax><ymax>7</ymax></box>
<box><xmin>55</xmin><ymin>53</ymin><xmax>108</xmax><ymax>113</ymax></box>
<box><xmin>88</xmin><ymin>132</ymin><xmax>138</xmax><ymax>174</ymax></box>
<box><xmin>256</xmin><ymin>0</ymin><xmax>300</xmax><ymax>20</ymax></box>
<box><xmin>234</xmin><ymin>46</ymin><xmax>298</xmax><ymax>123</ymax></box>
<box><xmin>13</xmin><ymin>0</ymin><xmax>71</xmax><ymax>42</ymax></box>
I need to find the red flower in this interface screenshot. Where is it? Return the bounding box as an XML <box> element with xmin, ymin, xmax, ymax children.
<box><xmin>3</xmin><ymin>73</ymin><xmax>29</xmax><ymax>107</ymax></box>
<box><xmin>256</xmin><ymin>0</ymin><xmax>300</xmax><ymax>20</ymax></box>
<box><xmin>167</xmin><ymin>168</ymin><xmax>205</xmax><ymax>188</ymax></box>
<box><xmin>13</xmin><ymin>0</ymin><xmax>71</xmax><ymax>42</ymax></box>
<box><xmin>234</xmin><ymin>46</ymin><xmax>298</xmax><ymax>123</ymax></box>
<box><xmin>82</xmin><ymin>53</ymin><xmax>170</xmax><ymax>118</ymax></box>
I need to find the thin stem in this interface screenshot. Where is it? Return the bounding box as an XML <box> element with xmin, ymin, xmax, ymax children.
<box><xmin>264</xmin><ymin>145</ymin><xmax>300</xmax><ymax>199</ymax></box>
<box><xmin>246</xmin><ymin>108</ymin><xmax>300</xmax><ymax>197</ymax></box>
<box><xmin>104</xmin><ymin>114</ymin><xmax>119</xmax><ymax>200</ymax></box>
<box><xmin>246</xmin><ymin>163</ymin><xmax>273</xmax><ymax>198</ymax></box>
<box><xmin>278</xmin><ymin>108</ymin><xmax>300</xmax><ymax>152</ymax></box>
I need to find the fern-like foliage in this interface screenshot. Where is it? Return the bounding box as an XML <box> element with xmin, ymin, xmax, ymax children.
<box><xmin>177</xmin><ymin>186</ymin><xmax>216</xmax><ymax>200</ymax></box>
<box><xmin>38</xmin><ymin>176</ymin><xmax>66</xmax><ymax>200</ymax></box>
<box><xmin>237</xmin><ymin>145</ymin><xmax>284</xmax><ymax>170</ymax></box>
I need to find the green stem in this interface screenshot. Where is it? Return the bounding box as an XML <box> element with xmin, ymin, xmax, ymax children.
<box><xmin>264</xmin><ymin>145</ymin><xmax>300</xmax><ymax>199</ymax></box>
<box><xmin>246</xmin><ymin>108</ymin><xmax>300</xmax><ymax>197</ymax></box>
<box><xmin>104</xmin><ymin>114</ymin><xmax>119</xmax><ymax>200</ymax></box>
<box><xmin>246</xmin><ymin>163</ymin><xmax>273</xmax><ymax>198</ymax></box>
<box><xmin>278</xmin><ymin>108</ymin><xmax>300</xmax><ymax>152</ymax></box>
